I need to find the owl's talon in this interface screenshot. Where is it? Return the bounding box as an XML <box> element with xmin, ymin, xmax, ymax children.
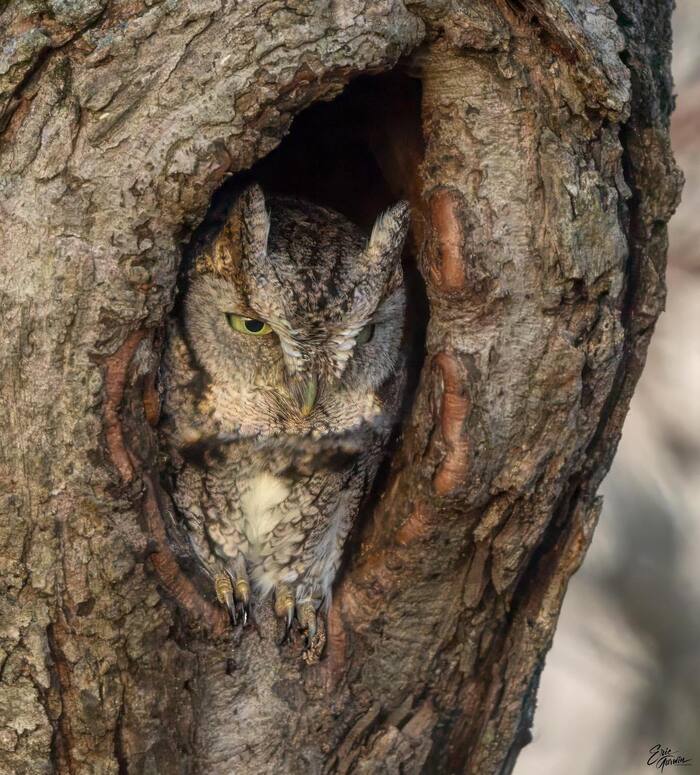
<box><xmin>235</xmin><ymin>601</ymin><xmax>250</xmax><ymax>627</ymax></box>
<box><xmin>297</xmin><ymin>600</ymin><xmax>316</xmax><ymax>638</ymax></box>
<box><xmin>234</xmin><ymin>578</ymin><xmax>251</xmax><ymax>627</ymax></box>
<box><xmin>277</xmin><ymin>615</ymin><xmax>294</xmax><ymax>647</ymax></box>
<box><xmin>274</xmin><ymin>583</ymin><xmax>296</xmax><ymax>645</ymax></box>
<box><xmin>214</xmin><ymin>573</ymin><xmax>237</xmax><ymax>626</ymax></box>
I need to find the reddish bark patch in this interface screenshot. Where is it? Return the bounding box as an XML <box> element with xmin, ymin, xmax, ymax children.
<box><xmin>205</xmin><ymin>144</ymin><xmax>233</xmax><ymax>188</ymax></box>
<box><xmin>142</xmin><ymin>368</ymin><xmax>161</xmax><ymax>427</ymax></box>
<box><xmin>433</xmin><ymin>352</ymin><xmax>471</xmax><ymax>496</ymax></box>
<box><xmin>323</xmin><ymin>600</ymin><xmax>348</xmax><ymax>689</ymax></box>
<box><xmin>394</xmin><ymin>499</ymin><xmax>436</xmax><ymax>546</ymax></box>
<box><xmin>429</xmin><ymin>188</ymin><xmax>466</xmax><ymax>293</ymax></box>
<box><xmin>47</xmin><ymin>615</ymin><xmax>77</xmax><ymax>775</ymax></box>
<box><xmin>103</xmin><ymin>331</ymin><xmax>145</xmax><ymax>482</ymax></box>
<box><xmin>279</xmin><ymin>62</ymin><xmax>318</xmax><ymax>96</ymax></box>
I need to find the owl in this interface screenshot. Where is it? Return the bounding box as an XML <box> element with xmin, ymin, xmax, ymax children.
<box><xmin>161</xmin><ymin>184</ymin><xmax>409</xmax><ymax>661</ymax></box>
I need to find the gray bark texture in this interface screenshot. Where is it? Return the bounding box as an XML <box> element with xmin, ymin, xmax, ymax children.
<box><xmin>0</xmin><ymin>0</ymin><xmax>681</xmax><ymax>773</ymax></box>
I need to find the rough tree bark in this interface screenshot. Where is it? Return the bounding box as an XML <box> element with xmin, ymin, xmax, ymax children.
<box><xmin>0</xmin><ymin>0</ymin><xmax>681</xmax><ymax>774</ymax></box>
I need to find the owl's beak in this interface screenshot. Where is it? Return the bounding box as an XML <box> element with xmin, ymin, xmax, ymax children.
<box><xmin>299</xmin><ymin>376</ymin><xmax>318</xmax><ymax>417</ymax></box>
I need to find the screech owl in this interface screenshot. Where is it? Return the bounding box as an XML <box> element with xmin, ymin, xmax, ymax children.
<box><xmin>160</xmin><ymin>184</ymin><xmax>409</xmax><ymax>662</ymax></box>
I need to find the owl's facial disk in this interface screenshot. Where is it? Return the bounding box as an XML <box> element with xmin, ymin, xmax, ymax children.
<box><xmin>185</xmin><ymin>187</ymin><xmax>409</xmax><ymax>434</ymax></box>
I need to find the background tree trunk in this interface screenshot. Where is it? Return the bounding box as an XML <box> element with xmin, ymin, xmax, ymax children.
<box><xmin>0</xmin><ymin>1</ymin><xmax>681</xmax><ymax>773</ymax></box>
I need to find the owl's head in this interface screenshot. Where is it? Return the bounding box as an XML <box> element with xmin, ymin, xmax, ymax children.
<box><xmin>185</xmin><ymin>184</ymin><xmax>409</xmax><ymax>435</ymax></box>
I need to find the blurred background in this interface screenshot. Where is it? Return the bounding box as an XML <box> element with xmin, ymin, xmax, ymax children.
<box><xmin>516</xmin><ymin>2</ymin><xmax>700</xmax><ymax>773</ymax></box>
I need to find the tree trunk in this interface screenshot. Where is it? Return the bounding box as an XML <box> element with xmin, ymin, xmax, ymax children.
<box><xmin>0</xmin><ymin>1</ymin><xmax>681</xmax><ymax>773</ymax></box>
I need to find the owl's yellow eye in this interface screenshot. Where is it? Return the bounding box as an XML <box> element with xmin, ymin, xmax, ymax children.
<box><xmin>356</xmin><ymin>323</ymin><xmax>375</xmax><ymax>345</ymax></box>
<box><xmin>227</xmin><ymin>314</ymin><xmax>272</xmax><ymax>336</ymax></box>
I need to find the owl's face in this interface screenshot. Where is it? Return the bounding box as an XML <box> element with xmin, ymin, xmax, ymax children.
<box><xmin>184</xmin><ymin>186</ymin><xmax>409</xmax><ymax>437</ymax></box>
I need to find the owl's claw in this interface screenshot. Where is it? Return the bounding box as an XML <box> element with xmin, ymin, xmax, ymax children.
<box><xmin>234</xmin><ymin>578</ymin><xmax>251</xmax><ymax>627</ymax></box>
<box><xmin>274</xmin><ymin>583</ymin><xmax>296</xmax><ymax>645</ymax></box>
<box><xmin>214</xmin><ymin>573</ymin><xmax>237</xmax><ymax>626</ymax></box>
<box><xmin>273</xmin><ymin>585</ymin><xmax>326</xmax><ymax>660</ymax></box>
<box><xmin>214</xmin><ymin>573</ymin><xmax>253</xmax><ymax>628</ymax></box>
<box><xmin>297</xmin><ymin>600</ymin><xmax>316</xmax><ymax>639</ymax></box>
<box><xmin>235</xmin><ymin>599</ymin><xmax>250</xmax><ymax>627</ymax></box>
<box><xmin>284</xmin><ymin>605</ymin><xmax>294</xmax><ymax>638</ymax></box>
<box><xmin>277</xmin><ymin>614</ymin><xmax>294</xmax><ymax>646</ymax></box>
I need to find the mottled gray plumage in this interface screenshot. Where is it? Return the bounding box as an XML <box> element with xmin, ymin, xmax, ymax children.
<box><xmin>161</xmin><ymin>184</ymin><xmax>409</xmax><ymax>658</ymax></box>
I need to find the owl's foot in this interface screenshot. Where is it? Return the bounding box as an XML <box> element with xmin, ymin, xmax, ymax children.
<box><xmin>297</xmin><ymin>600</ymin><xmax>326</xmax><ymax>665</ymax></box>
<box><xmin>215</xmin><ymin>573</ymin><xmax>252</xmax><ymax>627</ymax></box>
<box><xmin>273</xmin><ymin>585</ymin><xmax>326</xmax><ymax>662</ymax></box>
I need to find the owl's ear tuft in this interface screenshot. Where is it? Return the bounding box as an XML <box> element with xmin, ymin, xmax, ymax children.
<box><xmin>235</xmin><ymin>183</ymin><xmax>270</xmax><ymax>253</ymax></box>
<box><xmin>367</xmin><ymin>200</ymin><xmax>410</xmax><ymax>264</ymax></box>
<box><xmin>197</xmin><ymin>184</ymin><xmax>270</xmax><ymax>279</ymax></box>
